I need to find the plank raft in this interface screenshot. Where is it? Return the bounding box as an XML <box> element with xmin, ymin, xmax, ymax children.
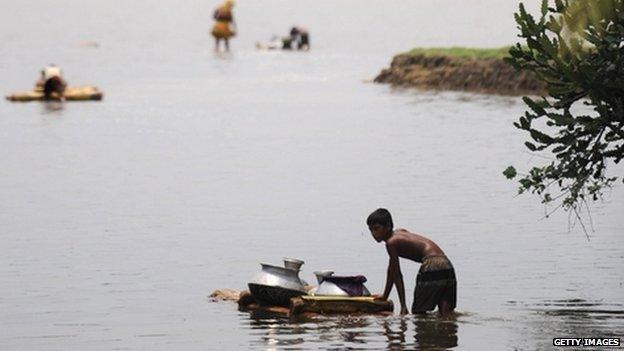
<box><xmin>237</xmin><ymin>290</ymin><xmax>394</xmax><ymax>317</ymax></box>
<box><xmin>6</xmin><ymin>86</ymin><xmax>103</xmax><ymax>102</ymax></box>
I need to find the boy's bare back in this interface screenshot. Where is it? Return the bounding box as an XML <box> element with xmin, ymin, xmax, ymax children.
<box><xmin>386</xmin><ymin>229</ymin><xmax>445</xmax><ymax>263</ymax></box>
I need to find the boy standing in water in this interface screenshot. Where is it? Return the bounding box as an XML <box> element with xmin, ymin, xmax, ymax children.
<box><xmin>367</xmin><ymin>208</ymin><xmax>456</xmax><ymax>315</ymax></box>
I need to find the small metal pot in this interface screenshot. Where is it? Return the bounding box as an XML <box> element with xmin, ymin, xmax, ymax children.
<box><xmin>283</xmin><ymin>257</ymin><xmax>304</xmax><ymax>271</ymax></box>
<box><xmin>313</xmin><ymin>270</ymin><xmax>334</xmax><ymax>284</ymax></box>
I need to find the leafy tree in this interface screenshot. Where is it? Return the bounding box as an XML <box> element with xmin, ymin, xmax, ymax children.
<box><xmin>503</xmin><ymin>0</ymin><xmax>624</xmax><ymax>232</ymax></box>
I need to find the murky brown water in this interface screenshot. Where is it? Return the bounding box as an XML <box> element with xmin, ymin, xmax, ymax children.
<box><xmin>1</xmin><ymin>0</ymin><xmax>623</xmax><ymax>350</ymax></box>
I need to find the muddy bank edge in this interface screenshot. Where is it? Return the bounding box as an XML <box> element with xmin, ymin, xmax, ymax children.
<box><xmin>374</xmin><ymin>48</ymin><xmax>545</xmax><ymax>96</ymax></box>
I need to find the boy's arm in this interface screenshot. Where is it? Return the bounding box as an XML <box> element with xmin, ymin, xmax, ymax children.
<box><xmin>380</xmin><ymin>257</ymin><xmax>394</xmax><ymax>300</ymax></box>
<box><xmin>383</xmin><ymin>243</ymin><xmax>409</xmax><ymax>314</ymax></box>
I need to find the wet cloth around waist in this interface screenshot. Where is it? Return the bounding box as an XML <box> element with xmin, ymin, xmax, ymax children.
<box><xmin>417</xmin><ymin>255</ymin><xmax>455</xmax><ymax>282</ymax></box>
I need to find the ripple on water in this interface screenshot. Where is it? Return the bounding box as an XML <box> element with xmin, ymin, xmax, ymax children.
<box><xmin>506</xmin><ymin>298</ymin><xmax>624</xmax><ymax>346</ymax></box>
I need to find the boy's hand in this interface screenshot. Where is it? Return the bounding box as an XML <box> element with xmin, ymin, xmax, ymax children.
<box><xmin>372</xmin><ymin>294</ymin><xmax>385</xmax><ymax>301</ymax></box>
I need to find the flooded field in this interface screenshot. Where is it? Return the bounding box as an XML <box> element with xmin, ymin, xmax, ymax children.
<box><xmin>1</xmin><ymin>0</ymin><xmax>622</xmax><ymax>350</ymax></box>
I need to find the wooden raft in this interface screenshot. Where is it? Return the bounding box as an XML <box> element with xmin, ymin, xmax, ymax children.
<box><xmin>238</xmin><ymin>291</ymin><xmax>394</xmax><ymax>317</ymax></box>
<box><xmin>6</xmin><ymin>86</ymin><xmax>103</xmax><ymax>102</ymax></box>
<box><xmin>292</xmin><ymin>296</ymin><xmax>393</xmax><ymax>315</ymax></box>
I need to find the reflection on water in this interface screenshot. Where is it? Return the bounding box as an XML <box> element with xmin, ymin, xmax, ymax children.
<box><xmin>413</xmin><ymin>316</ymin><xmax>458</xmax><ymax>350</ymax></box>
<box><xmin>212</xmin><ymin>51</ymin><xmax>235</xmax><ymax>61</ymax></box>
<box><xmin>382</xmin><ymin>317</ymin><xmax>408</xmax><ymax>349</ymax></box>
<box><xmin>243</xmin><ymin>301</ymin><xmax>624</xmax><ymax>350</ymax></box>
<box><xmin>247</xmin><ymin>314</ymin><xmax>374</xmax><ymax>349</ymax></box>
<box><xmin>41</xmin><ymin>101</ymin><xmax>64</xmax><ymax>113</ymax></box>
<box><xmin>245</xmin><ymin>313</ymin><xmax>459</xmax><ymax>350</ymax></box>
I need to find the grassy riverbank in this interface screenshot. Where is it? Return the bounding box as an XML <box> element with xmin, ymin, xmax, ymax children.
<box><xmin>374</xmin><ymin>46</ymin><xmax>544</xmax><ymax>95</ymax></box>
<box><xmin>405</xmin><ymin>46</ymin><xmax>512</xmax><ymax>59</ymax></box>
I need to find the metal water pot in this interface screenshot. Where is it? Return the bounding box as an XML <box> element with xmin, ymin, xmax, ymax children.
<box><xmin>314</xmin><ymin>275</ymin><xmax>372</xmax><ymax>297</ymax></box>
<box><xmin>248</xmin><ymin>263</ymin><xmax>307</xmax><ymax>306</ymax></box>
<box><xmin>315</xmin><ymin>281</ymin><xmax>372</xmax><ymax>296</ymax></box>
<box><xmin>313</xmin><ymin>270</ymin><xmax>334</xmax><ymax>284</ymax></box>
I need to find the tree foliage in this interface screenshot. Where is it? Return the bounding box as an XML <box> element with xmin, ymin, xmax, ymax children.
<box><xmin>504</xmin><ymin>0</ymin><xmax>624</xmax><ymax>220</ymax></box>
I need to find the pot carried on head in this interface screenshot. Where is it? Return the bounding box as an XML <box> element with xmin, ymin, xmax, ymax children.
<box><xmin>248</xmin><ymin>258</ymin><xmax>307</xmax><ymax>307</ymax></box>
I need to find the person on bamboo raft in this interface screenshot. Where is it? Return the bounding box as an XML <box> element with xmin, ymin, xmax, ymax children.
<box><xmin>211</xmin><ymin>0</ymin><xmax>236</xmax><ymax>52</ymax></box>
<box><xmin>35</xmin><ymin>64</ymin><xmax>67</xmax><ymax>100</ymax></box>
<box><xmin>367</xmin><ymin>208</ymin><xmax>457</xmax><ymax>316</ymax></box>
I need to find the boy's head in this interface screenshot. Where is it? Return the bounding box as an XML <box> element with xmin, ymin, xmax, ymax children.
<box><xmin>367</xmin><ymin>208</ymin><xmax>393</xmax><ymax>242</ymax></box>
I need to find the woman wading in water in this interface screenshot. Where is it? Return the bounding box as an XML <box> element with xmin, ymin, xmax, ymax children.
<box><xmin>211</xmin><ymin>0</ymin><xmax>236</xmax><ymax>52</ymax></box>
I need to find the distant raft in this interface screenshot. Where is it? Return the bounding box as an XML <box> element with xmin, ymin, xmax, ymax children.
<box><xmin>6</xmin><ymin>86</ymin><xmax>103</xmax><ymax>102</ymax></box>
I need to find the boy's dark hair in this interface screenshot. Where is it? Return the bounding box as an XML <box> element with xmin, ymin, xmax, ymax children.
<box><xmin>366</xmin><ymin>208</ymin><xmax>393</xmax><ymax>228</ymax></box>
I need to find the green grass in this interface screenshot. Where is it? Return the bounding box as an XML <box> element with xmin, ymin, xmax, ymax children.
<box><xmin>405</xmin><ymin>46</ymin><xmax>512</xmax><ymax>59</ymax></box>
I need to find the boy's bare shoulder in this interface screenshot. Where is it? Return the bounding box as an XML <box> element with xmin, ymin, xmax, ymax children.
<box><xmin>386</xmin><ymin>229</ymin><xmax>412</xmax><ymax>247</ymax></box>
<box><xmin>393</xmin><ymin>228</ymin><xmax>417</xmax><ymax>241</ymax></box>
<box><xmin>385</xmin><ymin>234</ymin><xmax>403</xmax><ymax>255</ymax></box>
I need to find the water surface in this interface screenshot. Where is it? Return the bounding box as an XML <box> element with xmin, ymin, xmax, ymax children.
<box><xmin>1</xmin><ymin>1</ymin><xmax>623</xmax><ymax>350</ymax></box>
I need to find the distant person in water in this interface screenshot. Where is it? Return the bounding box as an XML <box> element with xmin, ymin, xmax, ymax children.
<box><xmin>289</xmin><ymin>26</ymin><xmax>310</xmax><ymax>51</ymax></box>
<box><xmin>367</xmin><ymin>208</ymin><xmax>457</xmax><ymax>316</ymax></box>
<box><xmin>211</xmin><ymin>0</ymin><xmax>236</xmax><ymax>52</ymax></box>
<box><xmin>35</xmin><ymin>64</ymin><xmax>67</xmax><ymax>100</ymax></box>
<box><xmin>255</xmin><ymin>26</ymin><xmax>310</xmax><ymax>51</ymax></box>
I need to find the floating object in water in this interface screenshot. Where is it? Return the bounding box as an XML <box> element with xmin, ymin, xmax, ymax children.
<box><xmin>209</xmin><ymin>288</ymin><xmax>240</xmax><ymax>302</ymax></box>
<box><xmin>237</xmin><ymin>291</ymin><xmax>394</xmax><ymax>316</ymax></box>
<box><xmin>291</xmin><ymin>295</ymin><xmax>392</xmax><ymax>315</ymax></box>
<box><xmin>6</xmin><ymin>86</ymin><xmax>103</xmax><ymax>102</ymax></box>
